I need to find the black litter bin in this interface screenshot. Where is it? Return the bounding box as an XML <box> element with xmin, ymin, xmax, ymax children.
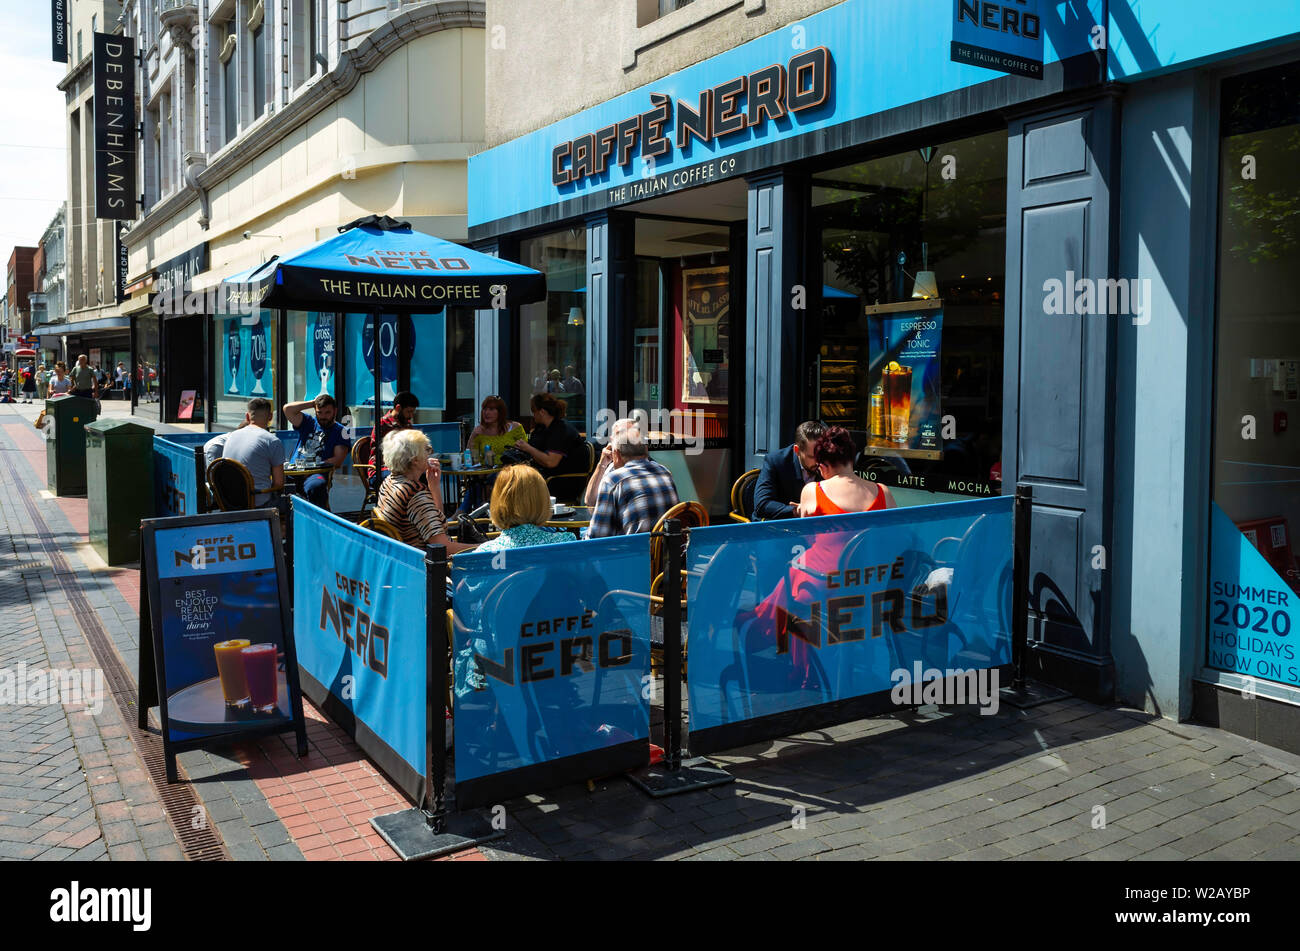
<box><xmin>86</xmin><ymin>420</ymin><xmax>155</xmax><ymax>565</ymax></box>
<box><xmin>45</xmin><ymin>395</ymin><xmax>99</xmax><ymax>495</ymax></box>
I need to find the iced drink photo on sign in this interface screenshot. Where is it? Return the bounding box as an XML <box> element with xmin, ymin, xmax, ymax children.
<box><xmin>240</xmin><ymin>643</ymin><xmax>279</xmax><ymax>714</ymax></box>
<box><xmin>213</xmin><ymin>639</ymin><xmax>251</xmax><ymax>709</ymax></box>
<box><xmin>883</xmin><ymin>361</ymin><xmax>912</xmax><ymax>446</ymax></box>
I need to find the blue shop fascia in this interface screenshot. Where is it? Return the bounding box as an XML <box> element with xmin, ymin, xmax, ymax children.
<box><xmin>467</xmin><ymin>0</ymin><xmax>1300</xmax><ymax>751</ymax></box>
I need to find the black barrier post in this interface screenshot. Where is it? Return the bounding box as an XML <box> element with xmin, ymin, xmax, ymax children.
<box><xmin>369</xmin><ymin>542</ymin><xmax>503</xmax><ymax>860</ymax></box>
<box><xmin>426</xmin><ymin>542</ymin><xmax>448</xmax><ymax>832</ymax></box>
<box><xmin>662</xmin><ymin>519</ymin><xmax>683</xmax><ymax>769</ymax></box>
<box><xmin>192</xmin><ymin>446</ymin><xmax>207</xmax><ymax>514</ymax></box>
<box><xmin>627</xmin><ymin>520</ymin><xmax>733</xmax><ymax>798</ymax></box>
<box><xmin>1000</xmin><ymin>482</ymin><xmax>1070</xmax><ymax>709</ymax></box>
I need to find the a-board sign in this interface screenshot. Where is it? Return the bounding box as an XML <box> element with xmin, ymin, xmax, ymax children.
<box><xmin>138</xmin><ymin>508</ymin><xmax>307</xmax><ymax>781</ymax></box>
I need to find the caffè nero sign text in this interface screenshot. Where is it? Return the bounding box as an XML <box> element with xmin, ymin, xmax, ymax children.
<box><xmin>552</xmin><ymin>46</ymin><xmax>832</xmax><ymax>189</ymax></box>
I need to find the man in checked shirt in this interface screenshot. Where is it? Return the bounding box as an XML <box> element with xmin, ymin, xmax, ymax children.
<box><xmin>586</xmin><ymin>422</ymin><xmax>679</xmax><ymax>538</ymax></box>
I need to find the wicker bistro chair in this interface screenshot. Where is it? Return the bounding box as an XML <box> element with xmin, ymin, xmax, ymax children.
<box><xmin>542</xmin><ymin>439</ymin><xmax>596</xmax><ymax>505</ymax></box>
<box><xmin>649</xmin><ymin>501</ymin><xmax>709</xmax><ymax>679</ymax></box>
<box><xmin>205</xmin><ymin>458</ymin><xmax>257</xmax><ymax>512</ymax></box>
<box><xmin>728</xmin><ymin>468</ymin><xmax>760</xmax><ymax>522</ymax></box>
<box><xmin>351</xmin><ymin>436</ymin><xmax>377</xmax><ymax>509</ymax></box>
<box><xmin>358</xmin><ymin>515</ymin><xmax>403</xmax><ymax>542</ymax></box>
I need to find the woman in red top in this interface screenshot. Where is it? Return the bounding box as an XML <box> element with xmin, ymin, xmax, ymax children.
<box><xmin>753</xmin><ymin>427</ymin><xmax>894</xmax><ymax>686</ymax></box>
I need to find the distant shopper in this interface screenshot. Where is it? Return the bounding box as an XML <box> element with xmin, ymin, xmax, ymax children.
<box><xmin>48</xmin><ymin>362</ymin><xmax>73</xmax><ymax>395</ymax></box>
<box><xmin>587</xmin><ymin>423</ymin><xmax>679</xmax><ymax>538</ymax></box>
<box><xmin>19</xmin><ymin>365</ymin><xmax>36</xmax><ymax>403</ymax></box>
<box><xmin>69</xmin><ymin>354</ymin><xmax>98</xmax><ymax>400</ymax></box>
<box><xmin>35</xmin><ymin>364</ymin><xmax>49</xmax><ymax>400</ymax></box>
<box><xmin>754</xmin><ymin>420</ymin><xmax>826</xmax><ymax>520</ymax></box>
<box><xmin>218</xmin><ymin>398</ymin><xmax>284</xmax><ymax>508</ymax></box>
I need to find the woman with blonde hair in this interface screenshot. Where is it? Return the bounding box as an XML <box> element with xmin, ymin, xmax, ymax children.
<box><xmin>475</xmin><ymin>466</ymin><xmax>574</xmax><ymax>552</ymax></box>
<box><xmin>374</xmin><ymin>428</ymin><xmax>476</xmax><ymax>554</ymax></box>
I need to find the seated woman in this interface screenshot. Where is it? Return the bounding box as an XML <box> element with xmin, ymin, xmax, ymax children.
<box><xmin>476</xmin><ymin>465</ymin><xmax>575</xmax><ymax>553</ymax></box>
<box><xmin>511</xmin><ymin>392</ymin><xmax>586</xmax><ymax>478</ymax></box>
<box><xmin>456</xmin><ymin>395</ymin><xmax>527</xmax><ymax>515</ymax></box>
<box><xmin>752</xmin><ymin>426</ymin><xmax>895</xmax><ymax>686</ymax></box>
<box><xmin>375</xmin><ymin>428</ymin><xmax>476</xmax><ymax>554</ymax></box>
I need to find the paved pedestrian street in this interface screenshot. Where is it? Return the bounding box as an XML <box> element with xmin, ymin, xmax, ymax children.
<box><xmin>1</xmin><ymin>399</ymin><xmax>1299</xmax><ymax>863</ymax></box>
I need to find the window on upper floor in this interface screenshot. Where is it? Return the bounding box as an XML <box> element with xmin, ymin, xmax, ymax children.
<box><xmin>290</xmin><ymin>0</ymin><xmax>322</xmax><ymax>91</ymax></box>
<box><xmin>216</xmin><ymin>17</ymin><xmax>238</xmax><ymax>146</ymax></box>
<box><xmin>638</xmin><ymin>0</ymin><xmax>695</xmax><ymax>26</ymax></box>
<box><xmin>248</xmin><ymin>1</ymin><xmax>267</xmax><ymax>118</ymax></box>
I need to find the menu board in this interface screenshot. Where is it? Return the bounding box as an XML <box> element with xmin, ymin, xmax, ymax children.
<box><xmin>138</xmin><ymin>509</ymin><xmax>307</xmax><ymax>780</ymax></box>
<box><xmin>863</xmin><ymin>299</ymin><xmax>944</xmax><ymax>461</ymax></box>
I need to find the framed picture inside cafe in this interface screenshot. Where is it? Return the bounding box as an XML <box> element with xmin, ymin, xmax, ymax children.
<box><xmin>863</xmin><ymin>298</ymin><xmax>945</xmax><ymax>461</ymax></box>
<box><xmin>680</xmin><ymin>266</ymin><xmax>730</xmax><ymax>406</ymax></box>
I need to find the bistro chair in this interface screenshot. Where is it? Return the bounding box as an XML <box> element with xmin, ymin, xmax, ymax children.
<box><xmin>543</xmin><ymin>439</ymin><xmax>596</xmax><ymax>504</ymax></box>
<box><xmin>205</xmin><ymin>458</ymin><xmax>256</xmax><ymax>512</ymax></box>
<box><xmin>728</xmin><ymin>468</ymin><xmax>760</xmax><ymax>522</ymax></box>
<box><xmin>359</xmin><ymin>515</ymin><xmax>404</xmax><ymax>542</ymax></box>
<box><xmin>351</xmin><ymin>436</ymin><xmax>377</xmax><ymax>508</ymax></box>
<box><xmin>649</xmin><ymin>501</ymin><xmax>708</xmax><ymax>678</ymax></box>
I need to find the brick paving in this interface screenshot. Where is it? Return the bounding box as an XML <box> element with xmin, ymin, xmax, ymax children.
<box><xmin>2</xmin><ymin>398</ymin><xmax>1300</xmax><ymax>862</ymax></box>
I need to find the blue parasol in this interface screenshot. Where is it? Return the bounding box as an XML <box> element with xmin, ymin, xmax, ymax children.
<box><xmin>226</xmin><ymin>215</ymin><xmax>546</xmax><ymax>310</ymax></box>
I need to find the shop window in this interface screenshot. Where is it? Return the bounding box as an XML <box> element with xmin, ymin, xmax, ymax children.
<box><xmin>214</xmin><ymin>310</ymin><xmax>276</xmax><ymax>428</ymax></box>
<box><xmin>249</xmin><ymin>2</ymin><xmax>267</xmax><ymax>118</ymax></box>
<box><xmin>519</xmin><ymin>229</ymin><xmax>587</xmax><ymax>431</ymax></box>
<box><xmin>342</xmin><ymin>312</ymin><xmax>445</xmax><ymax>427</ymax></box>
<box><xmin>448</xmin><ymin>308</ymin><xmax>476</xmax><ymax>425</ymax></box>
<box><xmin>1207</xmin><ymin>62</ymin><xmax>1300</xmax><ymax>688</ymax></box>
<box><xmin>134</xmin><ymin>316</ymin><xmax>161</xmax><ymax>419</ymax></box>
<box><xmin>632</xmin><ymin>218</ymin><xmax>733</xmax><ymax>442</ymax></box>
<box><xmin>286</xmin><ymin>311</ymin><xmax>335</xmax><ymax>406</ymax></box>
<box><xmin>811</xmin><ymin>130</ymin><xmax>1007</xmax><ymax>502</ymax></box>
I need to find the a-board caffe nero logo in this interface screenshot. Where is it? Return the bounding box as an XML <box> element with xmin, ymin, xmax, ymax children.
<box><xmin>475</xmin><ymin>610</ymin><xmax>634</xmax><ymax>685</ymax></box>
<box><xmin>174</xmin><ymin>535</ymin><xmax>257</xmax><ymax>568</ymax></box>
<box><xmin>552</xmin><ymin>47</ymin><xmax>832</xmax><ymax>188</ymax></box>
<box><xmin>319</xmin><ymin>573</ymin><xmax>390</xmax><ymax>679</ymax></box>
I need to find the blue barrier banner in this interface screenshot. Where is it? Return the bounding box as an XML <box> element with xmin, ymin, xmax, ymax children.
<box><xmin>451</xmin><ymin>534</ymin><xmax>652</xmax><ymax>807</ymax></box>
<box><xmin>1206</xmin><ymin>503</ymin><xmax>1298</xmax><ymax>688</ymax></box>
<box><xmin>686</xmin><ymin>496</ymin><xmax>1014</xmax><ymax>752</ymax></box>
<box><xmin>292</xmin><ymin>499</ymin><xmax>429</xmax><ymax>803</ymax></box>
<box><xmin>153</xmin><ymin>433</ymin><xmax>210</xmax><ymax>517</ymax></box>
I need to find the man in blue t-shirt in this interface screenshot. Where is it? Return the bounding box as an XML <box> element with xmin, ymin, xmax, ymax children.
<box><xmin>283</xmin><ymin>393</ymin><xmax>351</xmax><ymax>510</ymax></box>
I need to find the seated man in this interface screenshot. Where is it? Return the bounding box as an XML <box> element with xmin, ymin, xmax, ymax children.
<box><xmin>218</xmin><ymin>398</ymin><xmax>285</xmax><ymax>508</ymax></box>
<box><xmin>368</xmin><ymin>391</ymin><xmax>419</xmax><ymax>487</ymax></box>
<box><xmin>284</xmin><ymin>394</ymin><xmax>351</xmax><ymax>510</ymax></box>
<box><xmin>583</xmin><ymin>417</ymin><xmax>633</xmax><ymax>508</ymax></box>
<box><xmin>587</xmin><ymin>424</ymin><xmax>679</xmax><ymax>538</ymax></box>
<box><xmin>754</xmin><ymin>420</ymin><xmax>825</xmax><ymax>520</ymax></box>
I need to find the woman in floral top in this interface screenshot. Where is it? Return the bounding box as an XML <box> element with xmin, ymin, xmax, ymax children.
<box><xmin>475</xmin><ymin>465</ymin><xmax>574</xmax><ymax>552</ymax></box>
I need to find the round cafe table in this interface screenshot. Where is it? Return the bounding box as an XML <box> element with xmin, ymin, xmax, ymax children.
<box><xmin>442</xmin><ymin>462</ymin><xmax>504</xmax><ymax>507</ymax></box>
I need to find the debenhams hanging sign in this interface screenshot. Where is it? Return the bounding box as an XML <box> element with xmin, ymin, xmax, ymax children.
<box><xmin>552</xmin><ymin>47</ymin><xmax>831</xmax><ymax>199</ymax></box>
<box><xmin>94</xmin><ymin>32</ymin><xmax>136</xmax><ymax>220</ymax></box>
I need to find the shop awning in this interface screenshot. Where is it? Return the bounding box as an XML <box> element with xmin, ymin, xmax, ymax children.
<box><xmin>30</xmin><ymin>316</ymin><xmax>131</xmax><ymax>334</ymax></box>
<box><xmin>226</xmin><ymin>215</ymin><xmax>546</xmax><ymax>310</ymax></box>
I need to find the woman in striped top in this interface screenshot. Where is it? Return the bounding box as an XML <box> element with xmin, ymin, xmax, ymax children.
<box><xmin>376</xmin><ymin>429</ymin><xmax>476</xmax><ymax>554</ymax></box>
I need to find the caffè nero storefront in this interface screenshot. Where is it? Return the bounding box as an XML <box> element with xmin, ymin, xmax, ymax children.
<box><xmin>467</xmin><ymin>0</ymin><xmax>1300</xmax><ymax>747</ymax></box>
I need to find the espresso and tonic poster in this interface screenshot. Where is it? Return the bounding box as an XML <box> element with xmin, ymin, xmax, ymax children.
<box><xmin>152</xmin><ymin>519</ymin><xmax>291</xmax><ymax>741</ymax></box>
<box><xmin>864</xmin><ymin>300</ymin><xmax>944</xmax><ymax>461</ymax></box>
<box><xmin>681</xmin><ymin>267</ymin><xmax>729</xmax><ymax>405</ymax></box>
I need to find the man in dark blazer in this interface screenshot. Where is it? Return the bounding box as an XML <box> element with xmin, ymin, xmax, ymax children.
<box><xmin>754</xmin><ymin>421</ymin><xmax>826</xmax><ymax>520</ymax></box>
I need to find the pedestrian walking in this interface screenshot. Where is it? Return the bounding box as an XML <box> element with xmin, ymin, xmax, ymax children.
<box><xmin>19</xmin><ymin>365</ymin><xmax>36</xmax><ymax>403</ymax></box>
<box><xmin>35</xmin><ymin>364</ymin><xmax>49</xmax><ymax>401</ymax></box>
